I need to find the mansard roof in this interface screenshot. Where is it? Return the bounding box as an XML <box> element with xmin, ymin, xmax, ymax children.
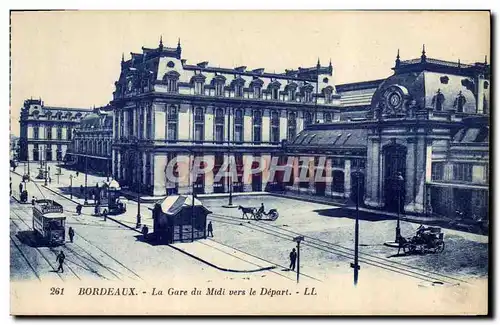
<box><xmin>288</xmin><ymin>126</ymin><xmax>367</xmax><ymax>149</ymax></box>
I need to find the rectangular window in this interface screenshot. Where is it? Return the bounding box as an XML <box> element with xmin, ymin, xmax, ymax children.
<box><xmin>195</xmin><ymin>124</ymin><xmax>204</xmax><ymax>142</ymax></box>
<box><xmin>272</xmin><ymin>89</ymin><xmax>278</xmax><ymax>100</ymax></box>
<box><xmin>167</xmin><ymin>123</ymin><xmax>177</xmax><ymax>141</ymax></box>
<box><xmin>253</xmin><ymin>87</ymin><xmax>261</xmax><ymax>99</ymax></box>
<box><xmin>431</xmin><ymin>162</ymin><xmax>444</xmax><ymax>181</ymax></box>
<box><xmin>215</xmin><ymin>84</ymin><xmax>224</xmax><ymax>96</ymax></box>
<box><xmin>271</xmin><ymin>126</ymin><xmax>280</xmax><ymax>143</ymax></box>
<box><xmin>215</xmin><ymin>125</ymin><xmax>224</xmax><ymax>143</ymax></box>
<box><xmin>453</xmin><ymin>163</ymin><xmax>473</xmax><ymax>182</ymax></box>
<box><xmin>253</xmin><ymin>125</ymin><xmax>261</xmax><ymax>143</ymax></box>
<box><xmin>234</xmin><ymin>125</ymin><xmax>243</xmax><ymax>143</ymax></box>
<box><xmin>57</xmin><ymin>128</ymin><xmax>62</xmax><ymax>140</ymax></box>
<box><xmin>33</xmin><ymin>126</ymin><xmax>39</xmax><ymax>140</ymax></box>
<box><xmin>46</xmin><ymin>127</ymin><xmax>52</xmax><ymax>140</ymax></box>
<box><xmin>195</xmin><ymin>82</ymin><xmax>203</xmax><ymax>95</ymax></box>
<box><xmin>67</xmin><ymin>128</ymin><xmax>72</xmax><ymax>140</ymax></box>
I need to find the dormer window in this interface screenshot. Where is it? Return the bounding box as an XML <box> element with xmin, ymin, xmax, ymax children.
<box><xmin>163</xmin><ymin>71</ymin><xmax>180</xmax><ymax>93</ymax></box>
<box><xmin>235</xmin><ymin>84</ymin><xmax>244</xmax><ymax>97</ymax></box>
<box><xmin>268</xmin><ymin>80</ymin><xmax>281</xmax><ymax>101</ymax></box>
<box><xmin>453</xmin><ymin>91</ymin><xmax>467</xmax><ymax>113</ymax></box>
<box><xmin>301</xmin><ymin>83</ymin><xmax>314</xmax><ymax>103</ymax></box>
<box><xmin>324</xmin><ymin>112</ymin><xmax>332</xmax><ymax>123</ymax></box>
<box><xmin>432</xmin><ymin>89</ymin><xmax>445</xmax><ymax>111</ymax></box>
<box><xmin>250</xmin><ymin>78</ymin><xmax>263</xmax><ymax>99</ymax></box>
<box><xmin>272</xmin><ymin>89</ymin><xmax>279</xmax><ymax>100</ymax></box>
<box><xmin>323</xmin><ymin>86</ymin><xmax>334</xmax><ymax>104</ymax></box>
<box><xmin>254</xmin><ymin>86</ymin><xmax>261</xmax><ymax>99</ymax></box>
<box><xmin>285</xmin><ymin>82</ymin><xmax>298</xmax><ymax>102</ymax></box>
<box><xmin>195</xmin><ymin>81</ymin><xmax>204</xmax><ymax>95</ymax></box>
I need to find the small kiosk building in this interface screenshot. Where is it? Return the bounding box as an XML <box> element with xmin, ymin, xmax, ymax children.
<box><xmin>152</xmin><ymin>195</ymin><xmax>211</xmax><ymax>243</ymax></box>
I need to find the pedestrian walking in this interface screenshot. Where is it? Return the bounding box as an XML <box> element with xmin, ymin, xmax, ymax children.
<box><xmin>142</xmin><ymin>225</ymin><xmax>149</xmax><ymax>240</ymax></box>
<box><xmin>80</xmin><ymin>185</ymin><xmax>84</xmax><ymax>195</ymax></box>
<box><xmin>207</xmin><ymin>221</ymin><xmax>214</xmax><ymax>237</ymax></box>
<box><xmin>76</xmin><ymin>171</ymin><xmax>79</xmax><ymax>177</ymax></box>
<box><xmin>289</xmin><ymin>248</ymin><xmax>297</xmax><ymax>271</ymax></box>
<box><xmin>56</xmin><ymin>251</ymin><xmax>65</xmax><ymax>273</ymax></box>
<box><xmin>48</xmin><ymin>176</ymin><xmax>52</xmax><ymax>184</ymax></box>
<box><xmin>102</xmin><ymin>209</ymin><xmax>108</xmax><ymax>221</ymax></box>
<box><xmin>31</xmin><ymin>195</ymin><xmax>36</xmax><ymax>205</ymax></box>
<box><xmin>94</xmin><ymin>203</ymin><xmax>100</xmax><ymax>216</ymax></box>
<box><xmin>68</xmin><ymin>227</ymin><xmax>75</xmax><ymax>243</ymax></box>
<box><xmin>18</xmin><ymin>182</ymin><xmax>23</xmax><ymax>194</ymax></box>
<box><xmin>76</xmin><ymin>203</ymin><xmax>82</xmax><ymax>215</ymax></box>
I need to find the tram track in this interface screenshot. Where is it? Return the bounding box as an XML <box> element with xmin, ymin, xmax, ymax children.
<box><xmin>10</xmin><ymin>175</ymin><xmax>143</xmax><ymax>282</ymax></box>
<box><xmin>209</xmin><ymin>213</ymin><xmax>467</xmax><ymax>286</ymax></box>
<box><xmin>10</xmin><ymin>234</ymin><xmax>41</xmax><ymax>282</ymax></box>
<box><xmin>10</xmin><ymin>210</ymin><xmax>81</xmax><ymax>281</ymax></box>
<box><xmin>10</xmin><ymin>216</ymin><xmax>66</xmax><ymax>282</ymax></box>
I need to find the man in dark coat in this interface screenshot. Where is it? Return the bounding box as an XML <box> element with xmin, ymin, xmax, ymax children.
<box><xmin>68</xmin><ymin>227</ymin><xmax>75</xmax><ymax>243</ymax></box>
<box><xmin>56</xmin><ymin>251</ymin><xmax>65</xmax><ymax>273</ymax></box>
<box><xmin>76</xmin><ymin>203</ymin><xmax>82</xmax><ymax>215</ymax></box>
<box><xmin>18</xmin><ymin>182</ymin><xmax>23</xmax><ymax>194</ymax></box>
<box><xmin>289</xmin><ymin>248</ymin><xmax>297</xmax><ymax>271</ymax></box>
<box><xmin>207</xmin><ymin>221</ymin><xmax>214</xmax><ymax>237</ymax></box>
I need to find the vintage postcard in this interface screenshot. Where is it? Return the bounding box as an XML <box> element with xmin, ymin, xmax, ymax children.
<box><xmin>9</xmin><ymin>10</ymin><xmax>490</xmax><ymax>315</ymax></box>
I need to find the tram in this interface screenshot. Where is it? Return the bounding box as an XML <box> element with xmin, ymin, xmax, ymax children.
<box><xmin>32</xmin><ymin>199</ymin><xmax>66</xmax><ymax>246</ymax></box>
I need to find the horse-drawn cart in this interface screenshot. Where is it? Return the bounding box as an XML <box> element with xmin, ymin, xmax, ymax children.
<box><xmin>398</xmin><ymin>225</ymin><xmax>445</xmax><ymax>255</ymax></box>
<box><xmin>238</xmin><ymin>206</ymin><xmax>279</xmax><ymax>221</ymax></box>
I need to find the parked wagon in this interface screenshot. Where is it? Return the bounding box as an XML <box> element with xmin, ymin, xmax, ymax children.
<box><xmin>399</xmin><ymin>225</ymin><xmax>445</xmax><ymax>255</ymax></box>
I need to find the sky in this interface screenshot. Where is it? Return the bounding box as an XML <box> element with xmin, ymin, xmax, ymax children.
<box><xmin>9</xmin><ymin>10</ymin><xmax>490</xmax><ymax>136</ymax></box>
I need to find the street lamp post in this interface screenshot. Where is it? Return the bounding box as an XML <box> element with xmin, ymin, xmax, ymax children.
<box><xmin>135</xmin><ymin>140</ymin><xmax>141</xmax><ymax>229</ymax></box>
<box><xmin>293</xmin><ymin>236</ymin><xmax>304</xmax><ymax>283</ymax></box>
<box><xmin>84</xmin><ymin>156</ymin><xmax>88</xmax><ymax>205</ymax></box>
<box><xmin>44</xmin><ymin>147</ymin><xmax>48</xmax><ymax>186</ymax></box>
<box><xmin>69</xmin><ymin>175</ymin><xmax>73</xmax><ymax>199</ymax></box>
<box><xmin>395</xmin><ymin>172</ymin><xmax>404</xmax><ymax>243</ymax></box>
<box><xmin>351</xmin><ymin>170</ymin><xmax>362</xmax><ymax>286</ymax></box>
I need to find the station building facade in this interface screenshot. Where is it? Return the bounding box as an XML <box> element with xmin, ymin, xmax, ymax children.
<box><xmin>68</xmin><ymin>107</ymin><xmax>113</xmax><ymax>177</ymax></box>
<box><xmin>286</xmin><ymin>48</ymin><xmax>490</xmax><ymax>219</ymax></box>
<box><xmin>110</xmin><ymin>38</ymin><xmax>341</xmax><ymax>196</ymax></box>
<box><xmin>18</xmin><ymin>99</ymin><xmax>92</xmax><ymax>163</ymax></box>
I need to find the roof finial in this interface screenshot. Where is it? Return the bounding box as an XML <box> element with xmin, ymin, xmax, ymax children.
<box><xmin>317</xmin><ymin>58</ymin><xmax>321</xmax><ymax>68</ymax></box>
<box><xmin>121</xmin><ymin>52</ymin><xmax>124</xmax><ymax>63</ymax></box>
<box><xmin>329</xmin><ymin>58</ymin><xmax>332</xmax><ymax>66</ymax></box>
<box><xmin>458</xmin><ymin>58</ymin><xmax>461</xmax><ymax>68</ymax></box>
<box><xmin>485</xmin><ymin>55</ymin><xmax>488</xmax><ymax>64</ymax></box>
<box><xmin>395</xmin><ymin>48</ymin><xmax>401</xmax><ymax>67</ymax></box>
<box><xmin>159</xmin><ymin>35</ymin><xmax>163</xmax><ymax>49</ymax></box>
<box><xmin>421</xmin><ymin>44</ymin><xmax>427</xmax><ymax>62</ymax></box>
<box><xmin>177</xmin><ymin>38</ymin><xmax>181</xmax><ymax>48</ymax></box>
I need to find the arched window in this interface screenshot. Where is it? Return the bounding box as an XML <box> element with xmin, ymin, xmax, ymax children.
<box><xmin>271</xmin><ymin>111</ymin><xmax>280</xmax><ymax>144</ymax></box>
<box><xmin>304</xmin><ymin>111</ymin><xmax>313</xmax><ymax>128</ymax></box>
<box><xmin>287</xmin><ymin>112</ymin><xmax>297</xmax><ymax>141</ymax></box>
<box><xmin>167</xmin><ymin>105</ymin><xmax>178</xmax><ymax>141</ymax></box>
<box><xmin>234</xmin><ymin>108</ymin><xmax>244</xmax><ymax>143</ymax></box>
<box><xmin>253</xmin><ymin>110</ymin><xmax>262</xmax><ymax>143</ymax></box>
<box><xmin>324</xmin><ymin>112</ymin><xmax>332</xmax><ymax>123</ymax></box>
<box><xmin>332</xmin><ymin>170</ymin><xmax>345</xmax><ymax>193</ymax></box>
<box><xmin>215</xmin><ymin>108</ymin><xmax>225</xmax><ymax>143</ymax></box>
<box><xmin>194</xmin><ymin>107</ymin><xmax>204</xmax><ymax>142</ymax></box>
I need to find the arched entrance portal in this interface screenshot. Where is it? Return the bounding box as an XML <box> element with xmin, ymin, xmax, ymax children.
<box><xmin>383</xmin><ymin>144</ymin><xmax>406</xmax><ymax>212</ymax></box>
<box><xmin>350</xmin><ymin>172</ymin><xmax>365</xmax><ymax>205</ymax></box>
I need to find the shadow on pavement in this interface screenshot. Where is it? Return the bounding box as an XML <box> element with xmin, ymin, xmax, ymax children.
<box><xmin>16</xmin><ymin>231</ymin><xmax>61</xmax><ymax>248</ymax></box>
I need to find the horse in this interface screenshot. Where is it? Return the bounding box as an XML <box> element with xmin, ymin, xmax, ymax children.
<box><xmin>238</xmin><ymin>205</ymin><xmax>255</xmax><ymax>219</ymax></box>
